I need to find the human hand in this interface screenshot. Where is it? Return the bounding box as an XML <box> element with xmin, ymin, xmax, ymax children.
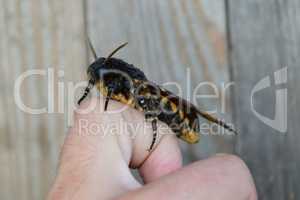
<box><xmin>48</xmin><ymin>97</ymin><xmax>257</xmax><ymax>200</ymax></box>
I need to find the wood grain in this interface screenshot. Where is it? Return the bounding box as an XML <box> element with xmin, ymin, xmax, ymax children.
<box><xmin>87</xmin><ymin>0</ymin><xmax>235</xmax><ymax>162</ymax></box>
<box><xmin>0</xmin><ymin>0</ymin><xmax>86</xmax><ymax>199</ymax></box>
<box><xmin>227</xmin><ymin>0</ymin><xmax>300</xmax><ymax>199</ymax></box>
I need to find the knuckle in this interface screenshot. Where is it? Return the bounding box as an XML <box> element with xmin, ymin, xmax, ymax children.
<box><xmin>216</xmin><ymin>154</ymin><xmax>250</xmax><ymax>177</ymax></box>
<box><xmin>215</xmin><ymin>154</ymin><xmax>257</xmax><ymax>199</ymax></box>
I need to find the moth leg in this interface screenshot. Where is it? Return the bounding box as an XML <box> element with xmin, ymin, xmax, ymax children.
<box><xmin>104</xmin><ymin>88</ymin><xmax>114</xmax><ymax>111</ymax></box>
<box><xmin>136</xmin><ymin>89</ymin><xmax>160</xmax><ymax>151</ymax></box>
<box><xmin>78</xmin><ymin>80</ymin><xmax>94</xmax><ymax>105</ymax></box>
<box><xmin>146</xmin><ymin>115</ymin><xmax>158</xmax><ymax>151</ymax></box>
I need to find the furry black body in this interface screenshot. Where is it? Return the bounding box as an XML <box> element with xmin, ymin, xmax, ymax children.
<box><xmin>78</xmin><ymin>44</ymin><xmax>237</xmax><ymax>151</ymax></box>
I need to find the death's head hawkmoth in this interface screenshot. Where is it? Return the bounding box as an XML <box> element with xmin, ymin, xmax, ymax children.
<box><xmin>78</xmin><ymin>39</ymin><xmax>237</xmax><ymax>151</ymax></box>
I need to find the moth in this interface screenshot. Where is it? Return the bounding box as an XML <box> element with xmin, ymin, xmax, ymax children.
<box><xmin>78</xmin><ymin>39</ymin><xmax>237</xmax><ymax>151</ymax></box>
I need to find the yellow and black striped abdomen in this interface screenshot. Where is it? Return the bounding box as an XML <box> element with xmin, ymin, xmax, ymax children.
<box><xmin>158</xmin><ymin>93</ymin><xmax>200</xmax><ymax>144</ymax></box>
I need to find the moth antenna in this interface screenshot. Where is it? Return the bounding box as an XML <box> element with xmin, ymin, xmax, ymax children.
<box><xmin>104</xmin><ymin>42</ymin><xmax>128</xmax><ymax>64</ymax></box>
<box><xmin>87</xmin><ymin>37</ymin><xmax>98</xmax><ymax>60</ymax></box>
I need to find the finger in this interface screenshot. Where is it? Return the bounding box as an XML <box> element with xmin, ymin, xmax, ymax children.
<box><xmin>48</xmin><ymin>98</ymin><xmax>141</xmax><ymax>200</ymax></box>
<box><xmin>118</xmin><ymin>101</ymin><xmax>183</xmax><ymax>183</ymax></box>
<box><xmin>115</xmin><ymin>100</ymin><xmax>183</xmax><ymax>173</ymax></box>
<box><xmin>118</xmin><ymin>155</ymin><xmax>257</xmax><ymax>200</ymax></box>
<box><xmin>138</xmin><ymin>134</ymin><xmax>182</xmax><ymax>183</ymax></box>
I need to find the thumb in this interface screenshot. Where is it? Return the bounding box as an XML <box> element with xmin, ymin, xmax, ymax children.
<box><xmin>48</xmin><ymin>98</ymin><xmax>140</xmax><ymax>200</ymax></box>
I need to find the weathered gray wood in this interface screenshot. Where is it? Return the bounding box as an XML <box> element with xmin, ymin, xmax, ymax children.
<box><xmin>87</xmin><ymin>0</ymin><xmax>235</xmax><ymax>162</ymax></box>
<box><xmin>0</xmin><ymin>0</ymin><xmax>86</xmax><ymax>199</ymax></box>
<box><xmin>227</xmin><ymin>0</ymin><xmax>300</xmax><ymax>199</ymax></box>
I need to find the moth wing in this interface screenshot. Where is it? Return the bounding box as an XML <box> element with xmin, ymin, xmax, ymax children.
<box><xmin>158</xmin><ymin>87</ymin><xmax>200</xmax><ymax>143</ymax></box>
<box><xmin>159</xmin><ymin>87</ymin><xmax>237</xmax><ymax>135</ymax></box>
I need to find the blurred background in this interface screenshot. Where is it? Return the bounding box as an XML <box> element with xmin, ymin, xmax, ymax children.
<box><xmin>0</xmin><ymin>0</ymin><xmax>299</xmax><ymax>199</ymax></box>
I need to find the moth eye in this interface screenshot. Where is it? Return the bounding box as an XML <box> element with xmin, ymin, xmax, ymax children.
<box><xmin>139</xmin><ymin>98</ymin><xmax>145</xmax><ymax>104</ymax></box>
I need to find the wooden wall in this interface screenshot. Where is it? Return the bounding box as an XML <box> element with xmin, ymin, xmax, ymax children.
<box><xmin>228</xmin><ymin>1</ymin><xmax>300</xmax><ymax>199</ymax></box>
<box><xmin>0</xmin><ymin>0</ymin><xmax>86</xmax><ymax>199</ymax></box>
<box><xmin>0</xmin><ymin>0</ymin><xmax>298</xmax><ymax>199</ymax></box>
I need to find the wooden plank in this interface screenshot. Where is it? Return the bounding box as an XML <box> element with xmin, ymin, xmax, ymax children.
<box><xmin>0</xmin><ymin>0</ymin><xmax>86</xmax><ymax>199</ymax></box>
<box><xmin>227</xmin><ymin>0</ymin><xmax>300</xmax><ymax>199</ymax></box>
<box><xmin>87</xmin><ymin>0</ymin><xmax>235</xmax><ymax>162</ymax></box>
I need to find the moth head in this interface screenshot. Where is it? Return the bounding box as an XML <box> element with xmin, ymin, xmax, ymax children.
<box><xmin>78</xmin><ymin>39</ymin><xmax>128</xmax><ymax>105</ymax></box>
<box><xmin>86</xmin><ymin>39</ymin><xmax>128</xmax><ymax>82</ymax></box>
<box><xmin>87</xmin><ymin>57</ymin><xmax>106</xmax><ymax>81</ymax></box>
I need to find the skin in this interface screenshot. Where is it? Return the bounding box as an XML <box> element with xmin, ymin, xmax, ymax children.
<box><xmin>47</xmin><ymin>97</ymin><xmax>257</xmax><ymax>200</ymax></box>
